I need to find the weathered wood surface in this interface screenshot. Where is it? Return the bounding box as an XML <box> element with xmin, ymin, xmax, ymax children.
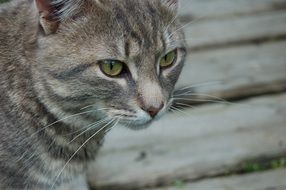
<box><xmin>180</xmin><ymin>0</ymin><xmax>286</xmax><ymax>19</ymax></box>
<box><xmin>150</xmin><ymin>169</ymin><xmax>286</xmax><ymax>190</ymax></box>
<box><xmin>88</xmin><ymin>94</ymin><xmax>286</xmax><ymax>190</ymax></box>
<box><xmin>59</xmin><ymin>175</ymin><xmax>88</xmax><ymax>190</ymax></box>
<box><xmin>185</xmin><ymin>11</ymin><xmax>286</xmax><ymax>50</ymax></box>
<box><xmin>175</xmin><ymin>41</ymin><xmax>286</xmax><ymax>101</ymax></box>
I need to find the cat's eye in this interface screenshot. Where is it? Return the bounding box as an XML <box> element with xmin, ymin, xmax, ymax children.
<box><xmin>160</xmin><ymin>50</ymin><xmax>177</xmax><ymax>68</ymax></box>
<box><xmin>99</xmin><ymin>60</ymin><xmax>124</xmax><ymax>77</ymax></box>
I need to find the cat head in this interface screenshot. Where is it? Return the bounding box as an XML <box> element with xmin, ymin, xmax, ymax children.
<box><xmin>32</xmin><ymin>0</ymin><xmax>186</xmax><ymax>129</ymax></box>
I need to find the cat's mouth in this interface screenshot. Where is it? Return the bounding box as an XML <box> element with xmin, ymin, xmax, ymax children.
<box><xmin>107</xmin><ymin>112</ymin><xmax>152</xmax><ymax>129</ymax></box>
<box><xmin>106</xmin><ymin>107</ymin><xmax>166</xmax><ymax>130</ymax></box>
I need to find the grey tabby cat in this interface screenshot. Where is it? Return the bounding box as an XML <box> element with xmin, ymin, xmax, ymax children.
<box><xmin>0</xmin><ymin>0</ymin><xmax>186</xmax><ymax>189</ymax></box>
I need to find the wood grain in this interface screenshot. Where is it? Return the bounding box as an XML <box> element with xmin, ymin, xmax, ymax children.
<box><xmin>180</xmin><ymin>0</ymin><xmax>286</xmax><ymax>19</ymax></box>
<box><xmin>88</xmin><ymin>94</ymin><xmax>286</xmax><ymax>190</ymax></box>
<box><xmin>174</xmin><ymin>41</ymin><xmax>286</xmax><ymax>104</ymax></box>
<box><xmin>150</xmin><ymin>169</ymin><xmax>286</xmax><ymax>190</ymax></box>
<box><xmin>184</xmin><ymin>11</ymin><xmax>286</xmax><ymax>50</ymax></box>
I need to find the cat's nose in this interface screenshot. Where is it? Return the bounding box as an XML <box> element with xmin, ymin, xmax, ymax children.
<box><xmin>144</xmin><ymin>103</ymin><xmax>164</xmax><ymax>118</ymax></box>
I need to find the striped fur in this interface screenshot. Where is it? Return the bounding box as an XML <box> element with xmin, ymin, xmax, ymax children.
<box><xmin>0</xmin><ymin>0</ymin><xmax>186</xmax><ymax>189</ymax></box>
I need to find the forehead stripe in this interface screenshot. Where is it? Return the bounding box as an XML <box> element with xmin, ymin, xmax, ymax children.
<box><xmin>124</xmin><ymin>41</ymin><xmax>130</xmax><ymax>58</ymax></box>
<box><xmin>47</xmin><ymin>63</ymin><xmax>94</xmax><ymax>80</ymax></box>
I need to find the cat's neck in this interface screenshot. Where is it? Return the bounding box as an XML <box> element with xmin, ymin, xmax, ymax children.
<box><xmin>0</xmin><ymin>29</ymin><xmax>104</xmax><ymax>165</ymax></box>
<box><xmin>0</xmin><ymin>2</ymin><xmax>104</xmax><ymax>162</ymax></box>
<box><xmin>0</xmin><ymin>57</ymin><xmax>104</xmax><ymax>162</ymax></box>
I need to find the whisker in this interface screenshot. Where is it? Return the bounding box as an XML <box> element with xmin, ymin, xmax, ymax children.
<box><xmin>165</xmin><ymin>44</ymin><xmax>186</xmax><ymax>50</ymax></box>
<box><xmin>167</xmin><ymin>17</ymin><xmax>204</xmax><ymax>39</ymax></box>
<box><xmin>19</xmin><ymin>118</ymin><xmax>112</xmax><ymax>175</ymax></box>
<box><xmin>174</xmin><ymin>102</ymin><xmax>197</xmax><ymax>109</ymax></box>
<box><xmin>166</xmin><ymin>98</ymin><xmax>175</xmax><ymax>111</ymax></box>
<box><xmin>174</xmin><ymin>93</ymin><xmax>229</xmax><ymax>103</ymax></box>
<box><xmin>170</xmin><ymin>106</ymin><xmax>191</xmax><ymax>117</ymax></box>
<box><xmin>104</xmin><ymin>115</ymin><xmax>123</xmax><ymax>134</ymax></box>
<box><xmin>164</xmin><ymin>39</ymin><xmax>190</xmax><ymax>49</ymax></box>
<box><xmin>68</xmin><ymin>118</ymin><xmax>110</xmax><ymax>144</ymax></box>
<box><xmin>125</xmin><ymin>120</ymin><xmax>133</xmax><ymax>128</ymax></box>
<box><xmin>167</xmin><ymin>22</ymin><xmax>191</xmax><ymax>39</ymax></box>
<box><xmin>173</xmin><ymin>97</ymin><xmax>231</xmax><ymax>105</ymax></box>
<box><xmin>168</xmin><ymin>107</ymin><xmax>176</xmax><ymax>112</ymax></box>
<box><xmin>80</xmin><ymin>106</ymin><xmax>109</xmax><ymax>111</ymax></box>
<box><xmin>166</xmin><ymin>37</ymin><xmax>207</xmax><ymax>45</ymax></box>
<box><xmin>175</xmin><ymin>81</ymin><xmax>222</xmax><ymax>92</ymax></box>
<box><xmin>164</xmin><ymin>13</ymin><xmax>179</xmax><ymax>34</ymax></box>
<box><xmin>31</xmin><ymin>109</ymin><xmax>106</xmax><ymax>138</ymax></box>
<box><xmin>50</xmin><ymin>118</ymin><xmax>118</xmax><ymax>190</ymax></box>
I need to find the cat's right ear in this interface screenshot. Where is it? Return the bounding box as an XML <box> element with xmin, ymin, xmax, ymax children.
<box><xmin>35</xmin><ymin>0</ymin><xmax>60</xmax><ymax>35</ymax></box>
<box><xmin>161</xmin><ymin>0</ymin><xmax>179</xmax><ymax>13</ymax></box>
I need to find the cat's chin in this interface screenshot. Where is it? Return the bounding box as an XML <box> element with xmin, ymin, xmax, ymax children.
<box><xmin>117</xmin><ymin>118</ymin><xmax>153</xmax><ymax>130</ymax></box>
<box><xmin>123</xmin><ymin>121</ymin><xmax>153</xmax><ymax>130</ymax></box>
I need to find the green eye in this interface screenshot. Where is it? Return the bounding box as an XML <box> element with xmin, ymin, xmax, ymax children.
<box><xmin>160</xmin><ymin>50</ymin><xmax>177</xmax><ymax>68</ymax></box>
<box><xmin>99</xmin><ymin>60</ymin><xmax>124</xmax><ymax>77</ymax></box>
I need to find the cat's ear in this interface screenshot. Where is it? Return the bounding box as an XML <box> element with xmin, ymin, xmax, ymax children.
<box><xmin>35</xmin><ymin>0</ymin><xmax>86</xmax><ymax>35</ymax></box>
<box><xmin>35</xmin><ymin>0</ymin><xmax>59</xmax><ymax>35</ymax></box>
<box><xmin>161</xmin><ymin>0</ymin><xmax>179</xmax><ymax>12</ymax></box>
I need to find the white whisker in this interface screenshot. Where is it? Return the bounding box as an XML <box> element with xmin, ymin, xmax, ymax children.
<box><xmin>166</xmin><ymin>37</ymin><xmax>208</xmax><ymax>46</ymax></box>
<box><xmin>50</xmin><ymin>118</ymin><xmax>118</xmax><ymax>190</ymax></box>
<box><xmin>31</xmin><ymin>108</ymin><xmax>110</xmax><ymax>138</ymax></box>
<box><xmin>80</xmin><ymin>105</ymin><xmax>109</xmax><ymax>111</ymax></box>
<box><xmin>164</xmin><ymin>13</ymin><xmax>179</xmax><ymax>34</ymax></box>
<box><xmin>68</xmin><ymin>118</ymin><xmax>110</xmax><ymax>144</ymax></box>
<box><xmin>173</xmin><ymin>97</ymin><xmax>230</xmax><ymax>105</ymax></box>
<box><xmin>175</xmin><ymin>81</ymin><xmax>222</xmax><ymax>92</ymax></box>
<box><xmin>175</xmin><ymin>102</ymin><xmax>197</xmax><ymax>109</ymax></box>
<box><xmin>170</xmin><ymin>106</ymin><xmax>191</xmax><ymax>117</ymax></box>
<box><xmin>167</xmin><ymin>17</ymin><xmax>204</xmax><ymax>39</ymax></box>
<box><xmin>174</xmin><ymin>92</ymin><xmax>229</xmax><ymax>102</ymax></box>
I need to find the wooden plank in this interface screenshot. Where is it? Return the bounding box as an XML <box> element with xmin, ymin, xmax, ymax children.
<box><xmin>179</xmin><ymin>0</ymin><xmax>286</xmax><ymax>19</ymax></box>
<box><xmin>88</xmin><ymin>94</ymin><xmax>286</xmax><ymax>190</ymax></box>
<box><xmin>175</xmin><ymin>41</ymin><xmax>286</xmax><ymax>102</ymax></box>
<box><xmin>150</xmin><ymin>169</ymin><xmax>286</xmax><ymax>190</ymax></box>
<box><xmin>59</xmin><ymin>175</ymin><xmax>88</xmax><ymax>190</ymax></box>
<box><xmin>184</xmin><ymin>11</ymin><xmax>286</xmax><ymax>49</ymax></box>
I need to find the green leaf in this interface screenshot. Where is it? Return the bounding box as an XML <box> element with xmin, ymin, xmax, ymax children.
<box><xmin>0</xmin><ymin>0</ymin><xmax>9</xmax><ymax>3</ymax></box>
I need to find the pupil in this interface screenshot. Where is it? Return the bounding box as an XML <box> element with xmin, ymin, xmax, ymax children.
<box><xmin>109</xmin><ymin>62</ymin><xmax>114</xmax><ymax>70</ymax></box>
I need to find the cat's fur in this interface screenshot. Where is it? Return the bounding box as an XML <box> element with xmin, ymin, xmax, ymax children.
<box><xmin>0</xmin><ymin>0</ymin><xmax>186</xmax><ymax>189</ymax></box>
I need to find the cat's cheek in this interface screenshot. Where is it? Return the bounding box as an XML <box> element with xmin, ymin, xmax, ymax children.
<box><xmin>161</xmin><ymin>61</ymin><xmax>184</xmax><ymax>92</ymax></box>
<box><xmin>96</xmin><ymin>70</ymin><xmax>128</xmax><ymax>90</ymax></box>
<box><xmin>45</xmin><ymin>78</ymin><xmax>73</xmax><ymax>98</ymax></box>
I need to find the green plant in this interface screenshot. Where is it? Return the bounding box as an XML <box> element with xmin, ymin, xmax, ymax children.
<box><xmin>0</xmin><ymin>0</ymin><xmax>9</xmax><ymax>3</ymax></box>
<box><xmin>240</xmin><ymin>157</ymin><xmax>286</xmax><ymax>173</ymax></box>
<box><xmin>173</xmin><ymin>180</ymin><xmax>186</xmax><ymax>189</ymax></box>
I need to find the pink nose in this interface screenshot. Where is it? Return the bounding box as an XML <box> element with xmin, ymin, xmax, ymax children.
<box><xmin>143</xmin><ymin>103</ymin><xmax>164</xmax><ymax>118</ymax></box>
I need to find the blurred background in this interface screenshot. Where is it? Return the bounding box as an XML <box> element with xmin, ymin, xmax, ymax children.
<box><xmin>87</xmin><ymin>0</ymin><xmax>286</xmax><ymax>190</ymax></box>
<box><xmin>1</xmin><ymin>0</ymin><xmax>286</xmax><ymax>190</ymax></box>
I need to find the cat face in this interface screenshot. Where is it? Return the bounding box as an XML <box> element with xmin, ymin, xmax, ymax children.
<box><xmin>33</xmin><ymin>0</ymin><xmax>186</xmax><ymax>129</ymax></box>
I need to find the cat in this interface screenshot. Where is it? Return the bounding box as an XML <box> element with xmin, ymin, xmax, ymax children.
<box><xmin>0</xmin><ymin>0</ymin><xmax>186</xmax><ymax>189</ymax></box>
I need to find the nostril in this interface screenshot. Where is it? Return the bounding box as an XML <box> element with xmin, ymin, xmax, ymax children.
<box><xmin>146</xmin><ymin>103</ymin><xmax>164</xmax><ymax>118</ymax></box>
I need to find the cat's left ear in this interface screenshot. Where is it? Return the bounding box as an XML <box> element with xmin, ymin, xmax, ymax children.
<box><xmin>35</xmin><ymin>0</ymin><xmax>60</xmax><ymax>35</ymax></box>
<box><xmin>161</xmin><ymin>0</ymin><xmax>179</xmax><ymax>12</ymax></box>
